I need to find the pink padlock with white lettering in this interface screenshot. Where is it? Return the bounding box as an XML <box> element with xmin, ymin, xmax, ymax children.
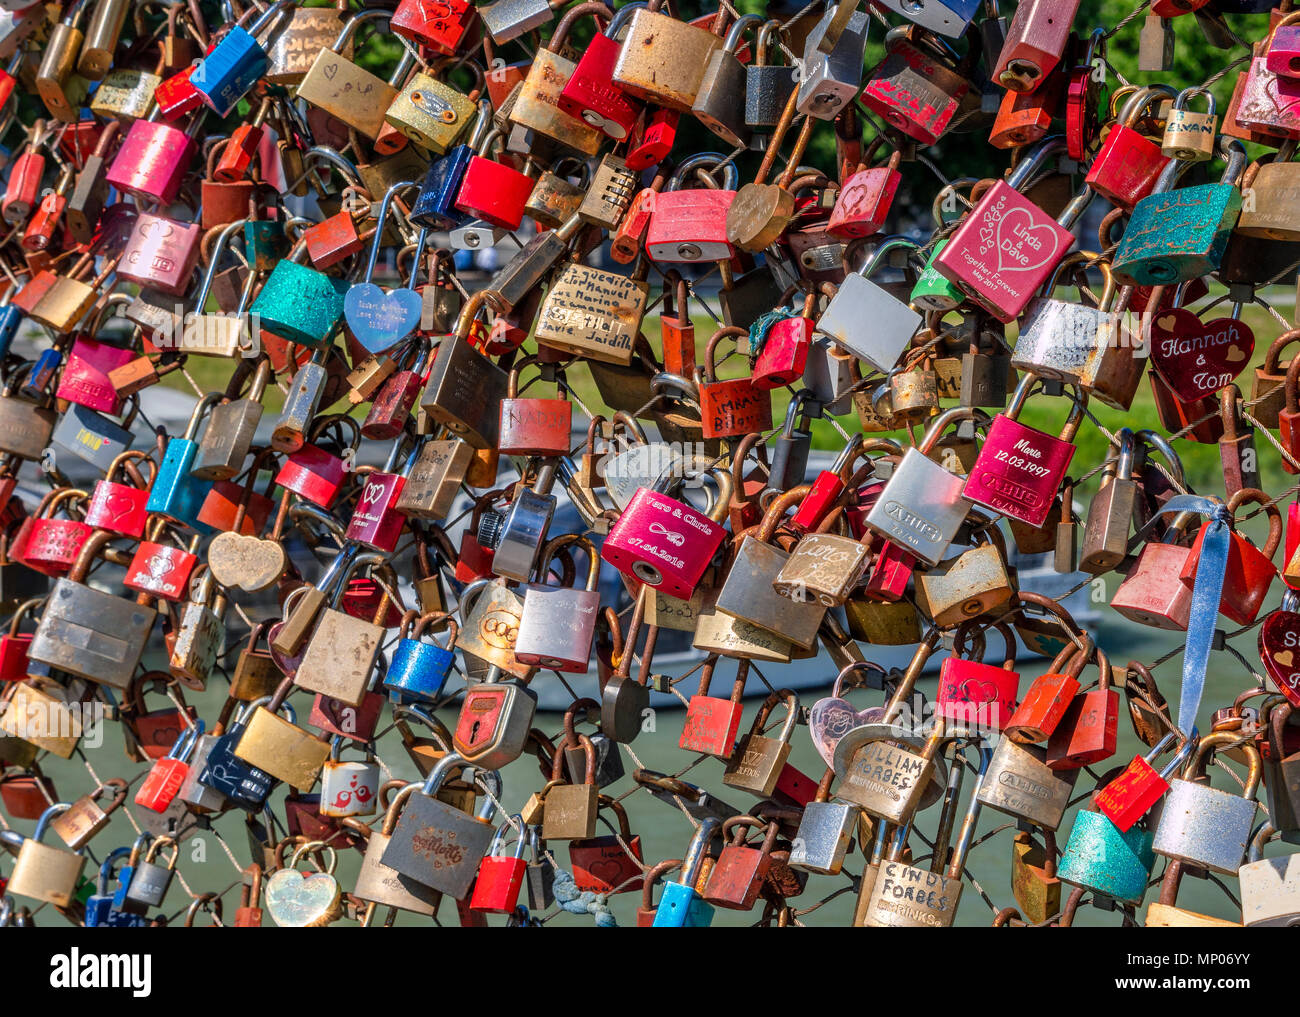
<box><xmin>932</xmin><ymin>138</ymin><xmax>1089</xmax><ymax>322</ymax></box>
<box><xmin>601</xmin><ymin>471</ymin><xmax>732</xmax><ymax>601</ymax></box>
<box><xmin>936</xmin><ymin>621</ymin><xmax>1021</xmax><ymax>733</ymax></box>
<box><xmin>345</xmin><ymin>455</ymin><xmax>409</xmax><ymax>553</ymax></box>
<box><xmin>963</xmin><ymin>375</ymin><xmax>1084</xmax><ymax>527</ymax></box>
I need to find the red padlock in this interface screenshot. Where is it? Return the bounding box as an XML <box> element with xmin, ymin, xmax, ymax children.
<box><xmin>697</xmin><ymin>326</ymin><xmax>772</xmax><ymax>440</ymax></box>
<box><xmin>453</xmin><ymin>129</ymin><xmax>534</xmax><ymax>230</ymax></box>
<box><xmin>276</xmin><ymin>415</ymin><xmax>359</xmax><ymax>509</ymax></box>
<box><xmin>702</xmin><ymin>816</ymin><xmax>777</xmax><ymax>910</ymax></box>
<box><xmin>0</xmin><ymin>599</ymin><xmax>41</xmax><ymax>683</ymax></box>
<box><xmin>751</xmin><ymin>293</ymin><xmax>814</xmax><ymax>390</ymax></box>
<box><xmin>308</xmin><ymin>690</ymin><xmax>386</xmax><ymax>742</ymax></box>
<box><xmin>124</xmin><ymin>519</ymin><xmax>200</xmax><ymax>603</ymax></box>
<box><xmin>860</xmin><ymin>38</ymin><xmax>968</xmax><ymax>145</ymax></box>
<box><xmin>644</xmin><ymin>155</ymin><xmax>736</xmax><ymax>265</ymax></box>
<box><xmin>1045</xmin><ymin>648</ymin><xmax>1119</xmax><ymax>770</ymax></box>
<box><xmin>1083</xmin><ymin>87</ymin><xmax>1171</xmax><ymax>210</ymax></box>
<box><xmin>84</xmin><ymin>451</ymin><xmax>154</xmax><ymax>539</ymax></box>
<box><xmin>1004</xmin><ymin>636</ymin><xmax>1091</xmax><ymax>743</ymax></box>
<box><xmin>13</xmin><ymin>489</ymin><xmax>93</xmax><ymax>577</ymax></box>
<box><xmin>936</xmin><ymin>621</ymin><xmax>1021</xmax><ymax>733</ymax></box>
<box><xmin>558</xmin><ymin>3</ymin><xmax>643</xmax><ymax>140</ymax></box>
<box><xmin>828</xmin><ymin>148</ymin><xmax>901</xmax><ymax>238</ymax></box>
<box><xmin>469</xmin><ymin>819</ymin><xmax>530</xmax><ymax>914</ymax></box>
<box><xmin>1093</xmin><ymin>732</ymin><xmax>1190</xmax><ymax>832</ymax></box>
<box><xmin>362</xmin><ymin>343</ymin><xmax>432</xmax><ymax>441</ymax></box>
<box><xmin>1179</xmin><ymin>488</ymin><xmax>1280</xmax><ymax>626</ymax></box>
<box><xmin>133</xmin><ymin>723</ymin><xmax>201</xmax><ymax>812</ymax></box>
<box><xmin>862</xmin><ymin>539</ymin><xmax>916</xmax><ymax>602</ymax></box>
<box><xmin>392</xmin><ymin>0</ymin><xmax>478</xmax><ymax>55</ymax></box>
<box><xmin>570</xmin><ymin>796</ymin><xmax>644</xmax><ymax>894</ymax></box>
<box><xmin>680</xmin><ymin>656</ymin><xmax>747</xmax><ymax>757</ymax></box>
<box><xmin>1279</xmin><ymin>354</ymin><xmax>1300</xmax><ymax>475</ymax></box>
<box><xmin>497</xmin><ymin>357</ymin><xmax>574</xmax><ymax>457</ymax></box>
<box><xmin>624</xmin><ymin>108</ymin><xmax>678</xmax><ymax>171</ymax></box>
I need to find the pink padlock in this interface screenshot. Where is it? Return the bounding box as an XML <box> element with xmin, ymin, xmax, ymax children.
<box><xmin>105</xmin><ymin>111</ymin><xmax>203</xmax><ymax>205</ymax></box>
<box><xmin>601</xmin><ymin>472</ymin><xmax>732</xmax><ymax>601</ymax></box>
<box><xmin>117</xmin><ymin>212</ymin><xmax>203</xmax><ymax>296</ymax></box>
<box><xmin>1266</xmin><ymin>23</ymin><xmax>1300</xmax><ymax>79</ymax></box>
<box><xmin>932</xmin><ymin>138</ymin><xmax>1088</xmax><ymax>322</ymax></box>
<box><xmin>345</xmin><ymin>451</ymin><xmax>409</xmax><ymax>553</ymax></box>
<box><xmin>55</xmin><ymin>334</ymin><xmax>134</xmax><ymax>414</ymax></box>
<box><xmin>828</xmin><ymin>150</ymin><xmax>902</xmax><ymax>239</ymax></box>
<box><xmin>963</xmin><ymin>375</ymin><xmax>1083</xmax><ymax>527</ymax></box>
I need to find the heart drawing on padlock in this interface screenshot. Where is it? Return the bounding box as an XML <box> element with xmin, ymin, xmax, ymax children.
<box><xmin>344</xmin><ymin>283</ymin><xmax>423</xmax><ymax>354</ymax></box>
<box><xmin>1259</xmin><ymin>609</ymin><xmax>1300</xmax><ymax>709</ymax></box>
<box><xmin>808</xmin><ymin>696</ymin><xmax>882</xmax><ymax>767</ymax></box>
<box><xmin>1149</xmin><ymin>307</ymin><xmax>1254</xmax><ymax>402</ymax></box>
<box><xmin>993</xmin><ymin>206</ymin><xmax>1061</xmax><ymax>276</ymax></box>
<box><xmin>207</xmin><ymin>531</ymin><xmax>288</xmax><ymax>592</ymax></box>
<box><xmin>264</xmin><ymin>868</ymin><xmax>342</xmax><ymax>927</ymax></box>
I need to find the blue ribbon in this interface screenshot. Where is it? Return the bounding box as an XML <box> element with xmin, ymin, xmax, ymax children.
<box><xmin>1144</xmin><ymin>494</ymin><xmax>1232</xmax><ymax>736</ymax></box>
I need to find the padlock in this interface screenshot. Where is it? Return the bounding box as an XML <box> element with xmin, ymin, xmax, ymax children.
<box><xmin>1152</xmin><ymin>731</ymin><xmax>1262</xmax><ymax>874</ymax></box>
<box><xmin>1162</xmin><ymin>86</ymin><xmax>1218</xmax><ymax>161</ymax></box>
<box><xmin>722</xmin><ymin>689</ymin><xmax>800</xmax><ymax>798</ymax></box>
<box><xmin>6</xmin><ymin>802</ymin><xmax>86</xmax><ymax>907</ymax></box>
<box><xmin>381</xmin><ymin>754</ymin><xmax>499</xmax><ymax>898</ymax></box>
<box><xmin>933</xmin><ymin>138</ymin><xmax>1091</xmax><ymax>322</ymax></box>
<box><xmin>937</xmin><ymin>620</ymin><xmax>1021</xmax><ymax>733</ymax></box>
<box><xmin>319</xmin><ymin>737</ymin><xmax>380</xmax><ymax>818</ymax></box>
<box><xmin>962</xmin><ymin>375</ymin><xmax>1083</xmax><ymax>528</ymax></box>
<box><xmin>515</xmin><ymin>534</ymin><xmax>601</xmax><ymax>672</ymax></box>
<box><xmin>861</xmin><ymin>37</ymin><xmax>970</xmax><ymax>145</ymax></box>
<box><xmin>28</xmin><ymin>530</ymin><xmax>157</xmax><ymax>690</ymax></box>
<box><xmin>1112</xmin><ymin>136</ymin><xmax>1249</xmax><ymax>287</ymax></box>
<box><xmin>860</xmin><ymin>747</ymin><xmax>989</xmax><ymax>927</ymax></box>
<box><xmin>1240</xmin><ymin>823</ymin><xmax>1300</xmax><ymax>925</ymax></box>
<box><xmin>134</xmin><ymin>723</ymin><xmax>202</xmax><ymax>813</ymax></box>
<box><xmin>817</xmin><ymin>237</ymin><xmax>924</xmax><ymax>373</ymax></box>
<box><xmin>863</xmin><ymin>407</ymin><xmax>983</xmax><ymax>566</ymax></box>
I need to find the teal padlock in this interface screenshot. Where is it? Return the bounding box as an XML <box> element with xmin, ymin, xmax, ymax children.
<box><xmin>1111</xmin><ymin>137</ymin><xmax>1247</xmax><ymax>287</ymax></box>
<box><xmin>249</xmin><ymin>254</ymin><xmax>350</xmax><ymax>347</ymax></box>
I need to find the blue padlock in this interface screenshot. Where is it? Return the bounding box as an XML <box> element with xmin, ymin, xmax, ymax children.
<box><xmin>0</xmin><ymin>301</ymin><xmax>24</xmax><ymax>359</ymax></box>
<box><xmin>85</xmin><ymin>847</ymin><xmax>132</xmax><ymax>927</ymax></box>
<box><xmin>385</xmin><ymin>610</ymin><xmax>458</xmax><ymax>703</ymax></box>
<box><xmin>410</xmin><ymin>101</ymin><xmax>492</xmax><ymax>230</ymax></box>
<box><xmin>654</xmin><ymin>818</ymin><xmax>719</xmax><ymax>927</ymax></box>
<box><xmin>145</xmin><ymin>391</ymin><xmax>221</xmax><ymax>531</ymax></box>
<box><xmin>190</xmin><ymin>0</ymin><xmax>293</xmax><ymax>116</ymax></box>
<box><xmin>20</xmin><ymin>346</ymin><xmax>61</xmax><ymax>399</ymax></box>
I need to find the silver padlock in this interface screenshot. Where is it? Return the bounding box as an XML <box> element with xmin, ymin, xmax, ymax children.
<box><xmin>789</xmin><ymin>770</ymin><xmax>860</xmax><ymax>875</ymax></box>
<box><xmin>1151</xmin><ymin>732</ymin><xmax>1261</xmax><ymax>874</ymax></box>
<box><xmin>863</xmin><ymin>407</ymin><xmax>983</xmax><ymax>567</ymax></box>
<box><xmin>796</xmin><ymin>5</ymin><xmax>870</xmax><ymax>119</ymax></box>
<box><xmin>975</xmin><ymin>735</ymin><xmax>1076</xmax><ymax>830</ymax></box>
<box><xmin>816</xmin><ymin>237</ymin><xmax>923</xmax><ymax>374</ymax></box>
